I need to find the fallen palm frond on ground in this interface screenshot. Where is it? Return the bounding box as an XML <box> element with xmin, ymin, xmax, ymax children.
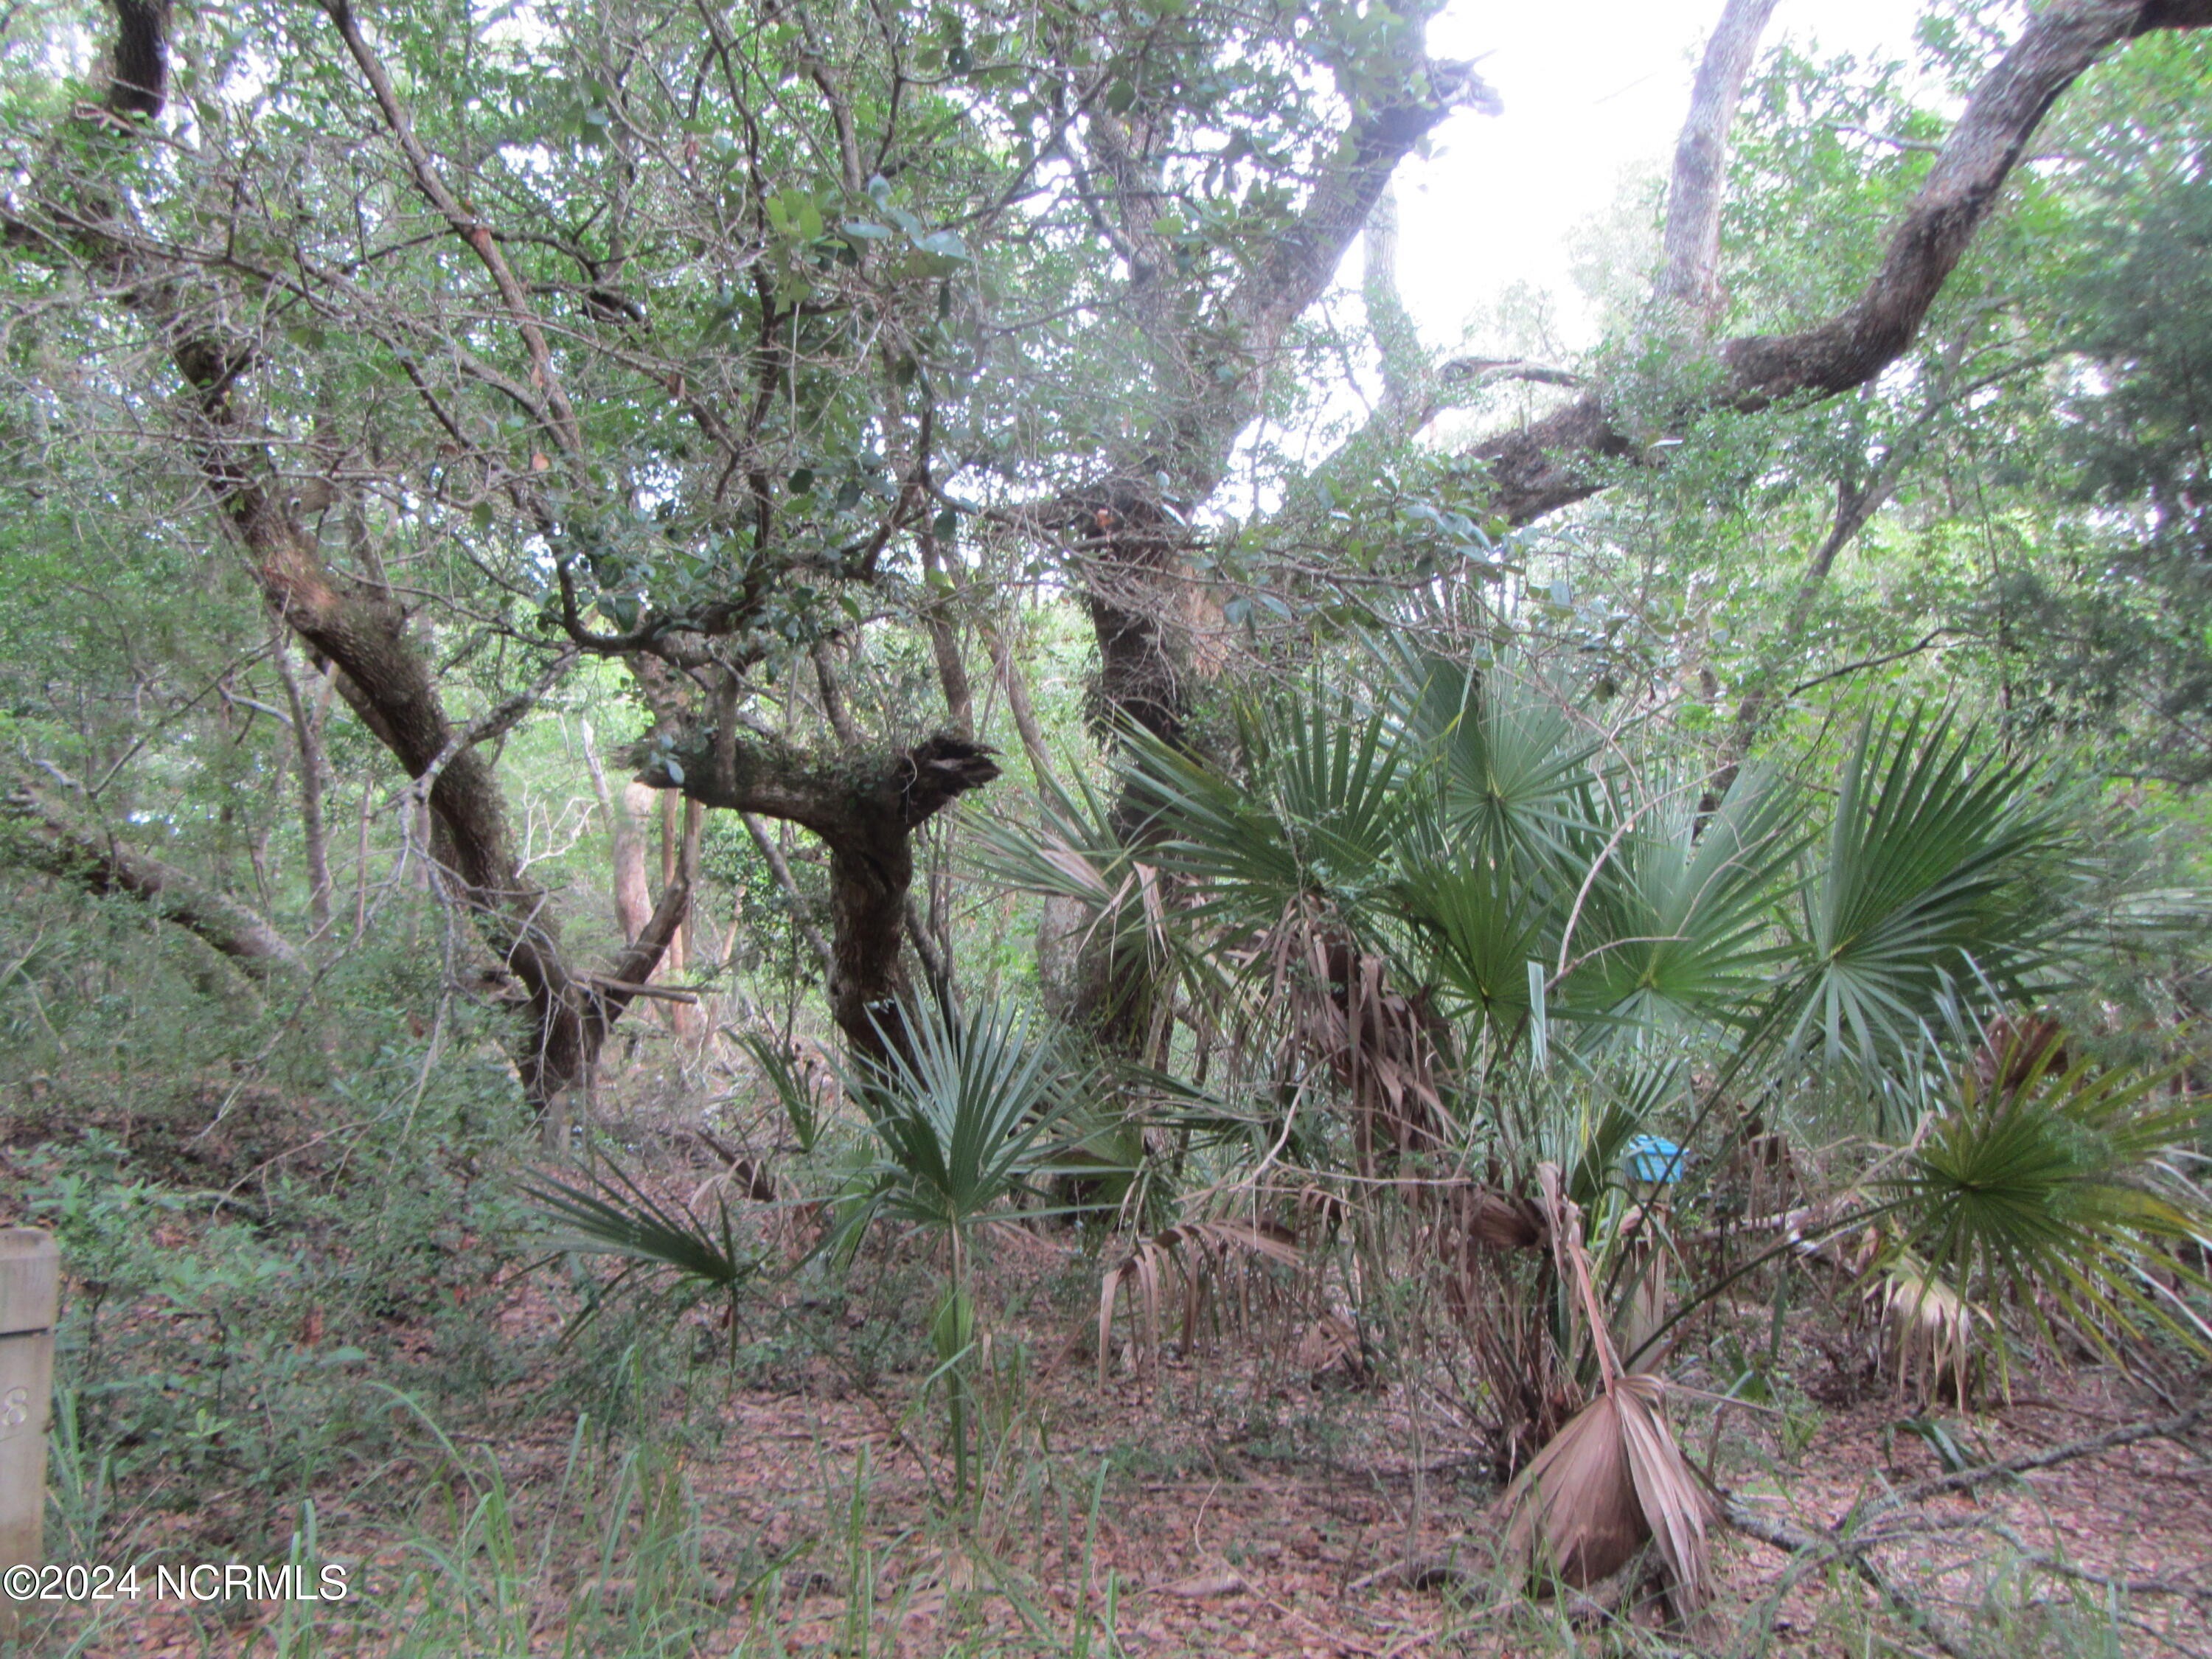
<box><xmin>1500</xmin><ymin>1165</ymin><xmax>1716</xmax><ymax>1618</ymax></box>
<box><xmin>1097</xmin><ymin>1217</ymin><xmax>1302</xmax><ymax>1382</ymax></box>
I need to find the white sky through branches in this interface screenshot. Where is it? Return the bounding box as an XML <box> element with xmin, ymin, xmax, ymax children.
<box><xmin>1394</xmin><ymin>0</ymin><xmax>1933</xmax><ymax>351</ymax></box>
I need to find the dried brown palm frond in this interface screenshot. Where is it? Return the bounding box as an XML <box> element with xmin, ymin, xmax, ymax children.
<box><xmin>1613</xmin><ymin>1374</ymin><xmax>1714</xmax><ymax>1615</ymax></box>
<box><xmin>1454</xmin><ymin>1245</ymin><xmax>1582</xmax><ymax>1472</ymax></box>
<box><xmin>1242</xmin><ymin>902</ymin><xmax>1453</xmax><ymax>1176</ymax></box>
<box><xmin>1871</xmin><ymin>1256</ymin><xmax>1984</xmax><ymax>1406</ymax></box>
<box><xmin>1499</xmin><ymin>1165</ymin><xmax>1716</xmax><ymax>1617</ymax></box>
<box><xmin>1613</xmin><ymin>1225</ymin><xmax>1675</xmax><ymax>1376</ymax></box>
<box><xmin>1097</xmin><ymin>1217</ymin><xmax>1301</xmax><ymax>1383</ymax></box>
<box><xmin>1293</xmin><ymin>1182</ymin><xmax>1351</xmax><ymax>1239</ymax></box>
<box><xmin>1434</xmin><ymin>1176</ymin><xmax>1573</xmax><ymax>1470</ymax></box>
<box><xmin>1500</xmin><ymin>1384</ymin><xmax>1643</xmax><ymax>1587</ymax></box>
<box><xmin>1498</xmin><ymin>1371</ymin><xmax>1714</xmax><ymax>1614</ymax></box>
<box><xmin>1293</xmin><ymin>1312</ymin><xmax>1365</xmax><ymax>1380</ymax></box>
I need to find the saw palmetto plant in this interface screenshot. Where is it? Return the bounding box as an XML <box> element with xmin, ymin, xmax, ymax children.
<box><xmin>832</xmin><ymin>994</ymin><xmax>1099</xmax><ymax>1500</ymax></box>
<box><xmin>1878</xmin><ymin>1032</ymin><xmax>2212</xmax><ymax>1391</ymax></box>
<box><xmin>522</xmin><ymin>1157</ymin><xmax>764</xmax><ymax>1354</ymax></box>
<box><xmin>972</xmin><ymin>655</ymin><xmax>2157</xmax><ymax>1491</ymax></box>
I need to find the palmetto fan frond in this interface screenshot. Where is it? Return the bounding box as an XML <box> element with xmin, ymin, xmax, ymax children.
<box><xmin>1883</xmin><ymin>1037</ymin><xmax>2211</xmax><ymax>1382</ymax></box>
<box><xmin>843</xmin><ymin>994</ymin><xmax>1091</xmax><ymax>1245</ymax></box>
<box><xmin>1792</xmin><ymin>707</ymin><xmax>2085</xmax><ymax>1068</ymax></box>
<box><xmin>1558</xmin><ymin>766</ymin><xmax>1803</xmax><ymax>1038</ymax></box>
<box><xmin>1125</xmin><ymin>688</ymin><xmax>1407</xmax><ymax>927</ymax></box>
<box><xmin>522</xmin><ymin>1158</ymin><xmax>764</xmax><ymax>1349</ymax></box>
<box><xmin>1382</xmin><ymin>646</ymin><xmax>1600</xmax><ymax>875</ymax></box>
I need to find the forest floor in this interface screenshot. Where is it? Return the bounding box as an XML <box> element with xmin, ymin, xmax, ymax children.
<box><xmin>13</xmin><ymin>1099</ymin><xmax>2212</xmax><ymax>1659</ymax></box>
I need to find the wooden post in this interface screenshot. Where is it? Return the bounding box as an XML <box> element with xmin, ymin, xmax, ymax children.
<box><xmin>0</xmin><ymin>1229</ymin><xmax>58</xmax><ymax>1581</ymax></box>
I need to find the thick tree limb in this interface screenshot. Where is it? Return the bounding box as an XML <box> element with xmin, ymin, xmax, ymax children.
<box><xmin>4</xmin><ymin>784</ymin><xmax>305</xmax><ymax>976</ymax></box>
<box><xmin>646</xmin><ymin>726</ymin><xmax>998</xmax><ymax>1056</ymax></box>
<box><xmin>1472</xmin><ymin>0</ymin><xmax>2212</xmax><ymax>525</ymax></box>
<box><xmin>1227</xmin><ymin>60</ymin><xmax>1498</xmax><ymax>373</ymax></box>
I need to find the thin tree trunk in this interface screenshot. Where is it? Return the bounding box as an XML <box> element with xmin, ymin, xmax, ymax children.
<box><xmin>918</xmin><ymin>530</ymin><xmax>975</xmax><ymax>739</ymax></box>
<box><xmin>742</xmin><ymin>810</ymin><xmax>834</xmax><ymax>976</ymax></box>
<box><xmin>272</xmin><ymin>636</ymin><xmax>334</xmax><ymax>936</ymax></box>
<box><xmin>1659</xmin><ymin>0</ymin><xmax>1784</xmax><ymax>324</ymax></box>
<box><xmin>580</xmin><ymin>719</ymin><xmax>653</xmax><ymax>945</ymax></box>
<box><xmin>983</xmin><ymin>608</ymin><xmax>1056</xmax><ymax>788</ymax></box>
<box><xmin>664</xmin><ymin>794</ymin><xmax>700</xmax><ymax>1039</ymax></box>
<box><xmin>352</xmin><ymin>780</ymin><xmax>372</xmax><ymax>936</ymax></box>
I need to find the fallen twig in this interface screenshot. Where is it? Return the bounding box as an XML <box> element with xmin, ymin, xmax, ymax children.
<box><xmin>1720</xmin><ymin>1402</ymin><xmax>2209</xmax><ymax>1658</ymax></box>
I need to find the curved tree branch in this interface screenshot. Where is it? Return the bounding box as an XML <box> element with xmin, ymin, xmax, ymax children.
<box><xmin>1472</xmin><ymin>0</ymin><xmax>2212</xmax><ymax>524</ymax></box>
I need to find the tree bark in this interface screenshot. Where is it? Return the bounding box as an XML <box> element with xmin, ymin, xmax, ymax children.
<box><xmin>644</xmin><ymin>726</ymin><xmax>998</xmax><ymax>1061</ymax></box>
<box><xmin>1659</xmin><ymin>0</ymin><xmax>1784</xmax><ymax>324</ymax></box>
<box><xmin>4</xmin><ymin>782</ymin><xmax>305</xmax><ymax>977</ymax></box>
<box><xmin>918</xmin><ymin>530</ymin><xmax>975</xmax><ymax>740</ymax></box>
<box><xmin>271</xmin><ymin>635</ymin><xmax>335</xmax><ymax>937</ymax></box>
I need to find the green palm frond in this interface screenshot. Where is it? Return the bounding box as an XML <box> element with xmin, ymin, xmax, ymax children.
<box><xmin>1125</xmin><ymin>688</ymin><xmax>1405</xmax><ymax>924</ymax></box>
<box><xmin>852</xmin><ymin>995</ymin><xmax>1094</xmax><ymax>1236</ymax></box>
<box><xmin>523</xmin><ymin>1158</ymin><xmax>763</xmax><ymax>1349</ymax></box>
<box><xmin>1397</xmin><ymin>852</ymin><xmax>1553</xmax><ymax>1039</ymax></box>
<box><xmin>1382</xmin><ymin>646</ymin><xmax>1600</xmax><ymax>873</ymax></box>
<box><xmin>1792</xmin><ymin>706</ymin><xmax>2085</xmax><ymax>1068</ymax></box>
<box><xmin>734</xmin><ymin>1029</ymin><xmax>824</xmax><ymax>1154</ymax></box>
<box><xmin>1561</xmin><ymin>767</ymin><xmax>1802</xmax><ymax>1036</ymax></box>
<box><xmin>524</xmin><ymin>1159</ymin><xmax>758</xmax><ymax>1291</ymax></box>
<box><xmin>967</xmin><ymin>761</ymin><xmax>1130</xmax><ymax>908</ymax></box>
<box><xmin>1885</xmin><ymin>1040</ymin><xmax>2211</xmax><ymax>1381</ymax></box>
